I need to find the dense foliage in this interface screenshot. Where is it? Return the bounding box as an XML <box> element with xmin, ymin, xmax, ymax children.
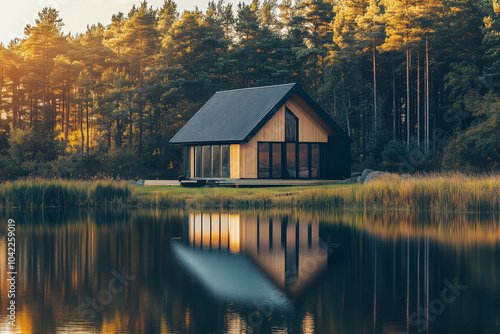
<box><xmin>0</xmin><ymin>0</ymin><xmax>499</xmax><ymax>179</ymax></box>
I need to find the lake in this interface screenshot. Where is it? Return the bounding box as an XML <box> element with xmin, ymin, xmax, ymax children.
<box><xmin>0</xmin><ymin>209</ymin><xmax>499</xmax><ymax>333</ymax></box>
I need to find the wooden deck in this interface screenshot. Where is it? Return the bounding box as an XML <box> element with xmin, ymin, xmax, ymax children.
<box><xmin>143</xmin><ymin>179</ymin><xmax>341</xmax><ymax>188</ymax></box>
<box><xmin>144</xmin><ymin>180</ymin><xmax>181</xmax><ymax>186</ymax></box>
<box><xmin>178</xmin><ymin>178</ymin><xmax>341</xmax><ymax>188</ymax></box>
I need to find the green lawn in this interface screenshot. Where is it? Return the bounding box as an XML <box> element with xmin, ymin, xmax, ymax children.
<box><xmin>134</xmin><ymin>184</ymin><xmax>346</xmax><ymax>199</ymax></box>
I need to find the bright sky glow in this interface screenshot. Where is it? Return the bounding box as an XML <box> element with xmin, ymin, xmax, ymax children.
<box><xmin>0</xmin><ymin>0</ymin><xmax>246</xmax><ymax>46</ymax></box>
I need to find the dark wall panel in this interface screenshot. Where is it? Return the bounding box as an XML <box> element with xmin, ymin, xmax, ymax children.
<box><xmin>324</xmin><ymin>136</ymin><xmax>351</xmax><ymax>180</ymax></box>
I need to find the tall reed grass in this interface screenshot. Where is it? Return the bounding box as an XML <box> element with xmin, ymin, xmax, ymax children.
<box><xmin>0</xmin><ymin>179</ymin><xmax>134</xmax><ymax>208</ymax></box>
<box><xmin>141</xmin><ymin>173</ymin><xmax>500</xmax><ymax>213</ymax></box>
<box><xmin>2</xmin><ymin>174</ymin><xmax>498</xmax><ymax>212</ymax></box>
<box><xmin>294</xmin><ymin>173</ymin><xmax>500</xmax><ymax>213</ymax></box>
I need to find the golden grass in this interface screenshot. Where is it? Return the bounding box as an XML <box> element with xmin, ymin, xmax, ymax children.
<box><xmin>0</xmin><ymin>178</ymin><xmax>134</xmax><ymax>208</ymax></box>
<box><xmin>137</xmin><ymin>173</ymin><xmax>500</xmax><ymax>213</ymax></box>
<box><xmin>0</xmin><ymin>173</ymin><xmax>498</xmax><ymax>213</ymax></box>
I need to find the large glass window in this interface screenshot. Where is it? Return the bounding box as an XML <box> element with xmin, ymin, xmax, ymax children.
<box><xmin>285</xmin><ymin>108</ymin><xmax>298</xmax><ymax>142</ymax></box>
<box><xmin>272</xmin><ymin>143</ymin><xmax>282</xmax><ymax>178</ymax></box>
<box><xmin>258</xmin><ymin>142</ymin><xmax>322</xmax><ymax>179</ymax></box>
<box><xmin>195</xmin><ymin>146</ymin><xmax>202</xmax><ymax>177</ymax></box>
<box><xmin>212</xmin><ymin>146</ymin><xmax>221</xmax><ymax>178</ymax></box>
<box><xmin>193</xmin><ymin>145</ymin><xmax>231</xmax><ymax>178</ymax></box>
<box><xmin>221</xmin><ymin>145</ymin><xmax>230</xmax><ymax>177</ymax></box>
<box><xmin>258</xmin><ymin>143</ymin><xmax>270</xmax><ymax>178</ymax></box>
<box><xmin>299</xmin><ymin>143</ymin><xmax>309</xmax><ymax>178</ymax></box>
<box><xmin>286</xmin><ymin>143</ymin><xmax>296</xmax><ymax>178</ymax></box>
<box><xmin>202</xmin><ymin>146</ymin><xmax>211</xmax><ymax>178</ymax></box>
<box><xmin>311</xmin><ymin>144</ymin><xmax>320</xmax><ymax>178</ymax></box>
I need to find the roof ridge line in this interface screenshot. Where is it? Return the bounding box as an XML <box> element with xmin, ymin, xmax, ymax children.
<box><xmin>216</xmin><ymin>83</ymin><xmax>296</xmax><ymax>94</ymax></box>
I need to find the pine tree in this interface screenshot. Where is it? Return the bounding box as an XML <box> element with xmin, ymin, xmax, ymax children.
<box><xmin>482</xmin><ymin>0</ymin><xmax>500</xmax><ymax>91</ymax></box>
<box><xmin>121</xmin><ymin>1</ymin><xmax>159</xmax><ymax>158</ymax></box>
<box><xmin>295</xmin><ymin>0</ymin><xmax>334</xmax><ymax>92</ymax></box>
<box><xmin>381</xmin><ymin>0</ymin><xmax>421</xmax><ymax>147</ymax></box>
<box><xmin>21</xmin><ymin>7</ymin><xmax>68</xmax><ymax>133</ymax></box>
<box><xmin>157</xmin><ymin>0</ymin><xmax>178</xmax><ymax>70</ymax></box>
<box><xmin>1</xmin><ymin>48</ymin><xmax>23</xmax><ymax>130</ymax></box>
<box><xmin>355</xmin><ymin>0</ymin><xmax>385</xmax><ymax>131</ymax></box>
<box><xmin>414</xmin><ymin>0</ymin><xmax>444</xmax><ymax>153</ymax></box>
<box><xmin>233</xmin><ymin>2</ymin><xmax>262</xmax><ymax>87</ymax></box>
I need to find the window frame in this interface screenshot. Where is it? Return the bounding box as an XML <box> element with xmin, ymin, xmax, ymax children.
<box><xmin>258</xmin><ymin>142</ymin><xmax>271</xmax><ymax>179</ymax></box>
<box><xmin>193</xmin><ymin>144</ymin><xmax>231</xmax><ymax>178</ymax></box>
<box><xmin>257</xmin><ymin>141</ymin><xmax>322</xmax><ymax>179</ymax></box>
<box><xmin>285</xmin><ymin>107</ymin><xmax>299</xmax><ymax>143</ymax></box>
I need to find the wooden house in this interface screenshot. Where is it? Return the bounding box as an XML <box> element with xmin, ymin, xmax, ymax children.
<box><xmin>169</xmin><ymin>83</ymin><xmax>351</xmax><ymax>180</ymax></box>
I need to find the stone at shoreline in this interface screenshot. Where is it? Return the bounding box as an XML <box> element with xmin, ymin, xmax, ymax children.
<box><xmin>342</xmin><ymin>169</ymin><xmax>385</xmax><ymax>184</ymax></box>
<box><xmin>359</xmin><ymin>169</ymin><xmax>375</xmax><ymax>183</ymax></box>
<box><xmin>342</xmin><ymin>176</ymin><xmax>361</xmax><ymax>184</ymax></box>
<box><xmin>129</xmin><ymin>180</ymin><xmax>145</xmax><ymax>187</ymax></box>
<box><xmin>363</xmin><ymin>171</ymin><xmax>385</xmax><ymax>184</ymax></box>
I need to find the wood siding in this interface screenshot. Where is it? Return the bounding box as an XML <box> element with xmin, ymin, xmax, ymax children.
<box><xmin>286</xmin><ymin>93</ymin><xmax>336</xmax><ymax>141</ymax></box>
<box><xmin>241</xmin><ymin>93</ymin><xmax>336</xmax><ymax>178</ymax></box>
<box><xmin>230</xmin><ymin>144</ymin><xmax>240</xmax><ymax>179</ymax></box>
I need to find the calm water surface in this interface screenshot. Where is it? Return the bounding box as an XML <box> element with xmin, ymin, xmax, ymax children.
<box><xmin>0</xmin><ymin>209</ymin><xmax>499</xmax><ymax>334</ymax></box>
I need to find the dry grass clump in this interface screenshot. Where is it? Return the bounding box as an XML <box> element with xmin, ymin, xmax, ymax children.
<box><xmin>294</xmin><ymin>173</ymin><xmax>499</xmax><ymax>213</ymax></box>
<box><xmin>0</xmin><ymin>178</ymin><xmax>134</xmax><ymax>208</ymax></box>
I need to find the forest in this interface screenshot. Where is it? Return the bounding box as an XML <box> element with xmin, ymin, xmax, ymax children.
<box><xmin>0</xmin><ymin>0</ymin><xmax>499</xmax><ymax>180</ymax></box>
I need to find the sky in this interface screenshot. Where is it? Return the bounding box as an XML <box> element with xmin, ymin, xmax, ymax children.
<box><xmin>0</xmin><ymin>0</ymin><xmax>246</xmax><ymax>46</ymax></box>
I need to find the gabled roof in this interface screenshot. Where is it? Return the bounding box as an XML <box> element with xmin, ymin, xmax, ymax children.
<box><xmin>169</xmin><ymin>83</ymin><xmax>351</xmax><ymax>145</ymax></box>
<box><xmin>171</xmin><ymin>240</ymin><xmax>293</xmax><ymax>311</ymax></box>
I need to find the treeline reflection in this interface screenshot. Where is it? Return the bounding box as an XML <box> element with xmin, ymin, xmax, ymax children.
<box><xmin>0</xmin><ymin>209</ymin><xmax>497</xmax><ymax>333</ymax></box>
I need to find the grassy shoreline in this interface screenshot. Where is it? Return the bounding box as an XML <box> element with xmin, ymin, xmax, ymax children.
<box><xmin>137</xmin><ymin>173</ymin><xmax>500</xmax><ymax>213</ymax></box>
<box><xmin>0</xmin><ymin>174</ymin><xmax>499</xmax><ymax>213</ymax></box>
<box><xmin>0</xmin><ymin>179</ymin><xmax>133</xmax><ymax>208</ymax></box>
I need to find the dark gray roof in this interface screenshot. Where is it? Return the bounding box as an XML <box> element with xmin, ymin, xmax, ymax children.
<box><xmin>169</xmin><ymin>83</ymin><xmax>350</xmax><ymax>145</ymax></box>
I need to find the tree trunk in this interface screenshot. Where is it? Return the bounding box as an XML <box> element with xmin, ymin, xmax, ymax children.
<box><xmin>138</xmin><ymin>57</ymin><xmax>143</xmax><ymax>160</ymax></box>
<box><xmin>52</xmin><ymin>94</ymin><xmax>57</xmax><ymax>133</ymax></box>
<box><xmin>425</xmin><ymin>36</ymin><xmax>430</xmax><ymax>155</ymax></box>
<box><xmin>406</xmin><ymin>48</ymin><xmax>411</xmax><ymax>148</ymax></box>
<box><xmin>108</xmin><ymin>119</ymin><xmax>112</xmax><ymax>148</ymax></box>
<box><xmin>42</xmin><ymin>82</ymin><xmax>46</xmax><ymax>130</ymax></box>
<box><xmin>417</xmin><ymin>49</ymin><xmax>421</xmax><ymax>148</ymax></box>
<box><xmin>373</xmin><ymin>42</ymin><xmax>377</xmax><ymax>132</ymax></box>
<box><xmin>65</xmin><ymin>86</ymin><xmax>70</xmax><ymax>142</ymax></box>
<box><xmin>29</xmin><ymin>86</ymin><xmax>34</xmax><ymax>127</ymax></box>
<box><xmin>33</xmin><ymin>97</ymin><xmax>38</xmax><ymax>131</ymax></box>
<box><xmin>61</xmin><ymin>88</ymin><xmax>65</xmax><ymax>135</ymax></box>
<box><xmin>117</xmin><ymin>119</ymin><xmax>122</xmax><ymax>148</ymax></box>
<box><xmin>86</xmin><ymin>98</ymin><xmax>90</xmax><ymax>157</ymax></box>
<box><xmin>340</xmin><ymin>65</ymin><xmax>351</xmax><ymax>136</ymax></box>
<box><xmin>0</xmin><ymin>64</ymin><xmax>3</xmax><ymax>121</ymax></box>
<box><xmin>12</xmin><ymin>83</ymin><xmax>18</xmax><ymax>130</ymax></box>
<box><xmin>362</xmin><ymin>109</ymin><xmax>366</xmax><ymax>151</ymax></box>
<box><xmin>80</xmin><ymin>98</ymin><xmax>84</xmax><ymax>153</ymax></box>
<box><xmin>129</xmin><ymin>96</ymin><xmax>133</xmax><ymax>149</ymax></box>
<box><xmin>393</xmin><ymin>53</ymin><xmax>397</xmax><ymax>140</ymax></box>
<box><xmin>139</xmin><ymin>100</ymin><xmax>143</xmax><ymax>157</ymax></box>
<box><xmin>433</xmin><ymin>79</ymin><xmax>437</xmax><ymax>154</ymax></box>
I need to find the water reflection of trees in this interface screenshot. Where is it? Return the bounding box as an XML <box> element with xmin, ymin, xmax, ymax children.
<box><xmin>0</xmin><ymin>209</ymin><xmax>497</xmax><ymax>333</ymax></box>
<box><xmin>1</xmin><ymin>209</ymin><xmax>187</xmax><ymax>333</ymax></box>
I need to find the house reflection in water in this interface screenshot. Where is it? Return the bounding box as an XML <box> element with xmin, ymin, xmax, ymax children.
<box><xmin>173</xmin><ymin>212</ymin><xmax>328</xmax><ymax>308</ymax></box>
